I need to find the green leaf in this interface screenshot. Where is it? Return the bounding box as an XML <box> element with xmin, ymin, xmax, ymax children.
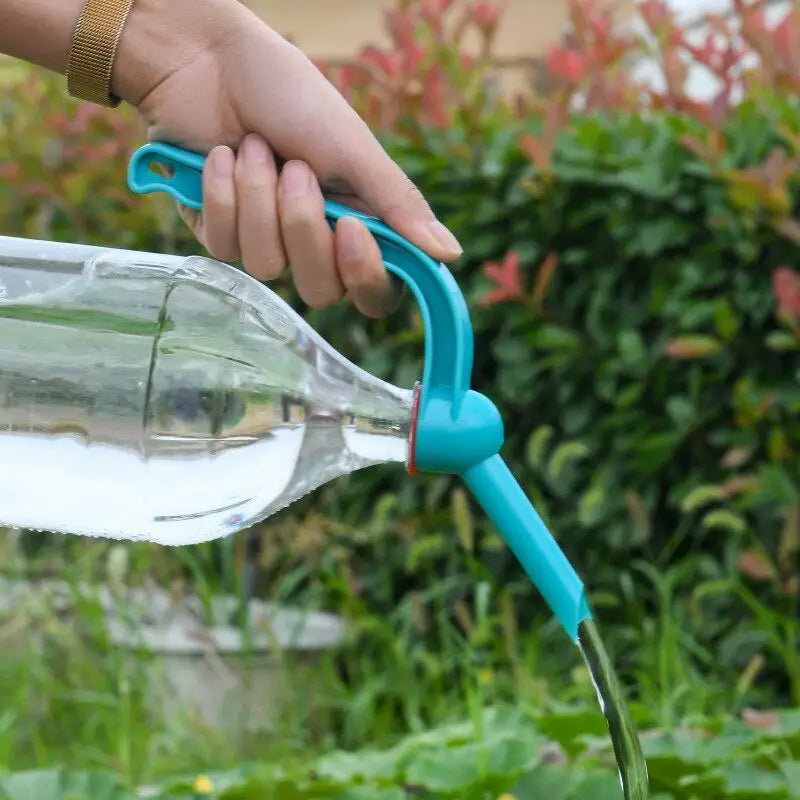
<box><xmin>666</xmin><ymin>396</ymin><xmax>695</xmax><ymax>427</ymax></box>
<box><xmin>617</xmin><ymin>330</ymin><xmax>647</xmax><ymax>364</ymax></box>
<box><xmin>547</xmin><ymin>442</ymin><xmax>591</xmax><ymax>482</ymax></box>
<box><xmin>723</xmin><ymin>762</ymin><xmax>787</xmax><ymax>797</ymax></box>
<box><xmin>634</xmin><ymin>431</ymin><xmax>685</xmax><ymax>473</ymax></box>
<box><xmin>512</xmin><ymin>764</ymin><xmax>579</xmax><ymax>800</ymax></box>
<box><xmin>681</xmin><ymin>484</ymin><xmax>727</xmax><ymax>512</ymax></box>
<box><xmin>330</xmin><ymin>789</ymin><xmax>405</xmax><ymax>800</ymax></box>
<box><xmin>527</xmin><ymin>426</ymin><xmax>555</xmax><ymax>469</ymax></box>
<box><xmin>406</xmin><ymin>533</ymin><xmax>447</xmax><ymax>572</ymax></box>
<box><xmin>568</xmin><ymin>771</ymin><xmax>625</xmax><ymax>800</ymax></box>
<box><xmin>615</xmin><ymin>382</ymin><xmax>646</xmax><ymax>408</ymax></box>
<box><xmin>404</xmin><ymin>745</ymin><xmax>481</xmax><ymax>792</ymax></box>
<box><xmin>780</xmin><ymin>760</ymin><xmax>800</xmax><ymax>797</ymax></box>
<box><xmin>493</xmin><ymin>338</ymin><xmax>531</xmax><ymax>364</ymax></box>
<box><xmin>530</xmin><ymin>325</ymin><xmax>582</xmax><ymax>352</ymax></box>
<box><xmin>0</xmin><ymin>771</ymin><xmax>130</xmax><ymax>800</ymax></box>
<box><xmin>314</xmin><ymin>749</ymin><xmax>402</xmax><ymax>784</ymax></box>
<box><xmin>701</xmin><ymin>509</ymin><xmax>747</xmax><ymax>534</ymax></box>
<box><xmin>451</xmin><ymin>488</ymin><xmax>474</xmax><ymax>553</ymax></box>
<box><xmin>714</xmin><ymin>298</ymin><xmax>742</xmax><ymax>340</ymax></box>
<box><xmin>766</xmin><ymin>330</ymin><xmax>800</xmax><ymax>351</ymax></box>
<box><xmin>158</xmin><ymin>767</ymin><xmax>257</xmax><ymax>798</ymax></box>
<box><xmin>758</xmin><ymin>465</ymin><xmax>800</xmax><ymax>505</ymax></box>
<box><xmin>628</xmin><ymin>217</ymin><xmax>692</xmax><ymax>257</ymax></box>
<box><xmin>761</xmin><ymin>710</ymin><xmax>800</xmax><ymax>741</ymax></box>
<box><xmin>0</xmin><ymin>771</ymin><xmax>62</xmax><ymax>800</ymax></box>
<box><xmin>578</xmin><ymin>484</ymin><xmax>608</xmax><ymax>527</ymax></box>
<box><xmin>536</xmin><ymin>708</ymin><xmax>608</xmax><ymax>754</ymax></box>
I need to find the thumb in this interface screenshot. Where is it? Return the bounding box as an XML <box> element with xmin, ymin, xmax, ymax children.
<box><xmin>344</xmin><ymin>132</ymin><xmax>463</xmax><ymax>263</ymax></box>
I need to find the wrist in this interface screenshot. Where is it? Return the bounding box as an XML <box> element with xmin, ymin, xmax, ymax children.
<box><xmin>111</xmin><ymin>0</ymin><xmax>178</xmax><ymax>106</ymax></box>
<box><xmin>112</xmin><ymin>0</ymin><xmax>241</xmax><ymax>107</ymax></box>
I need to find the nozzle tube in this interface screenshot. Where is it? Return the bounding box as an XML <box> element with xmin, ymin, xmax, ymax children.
<box><xmin>463</xmin><ymin>455</ymin><xmax>591</xmax><ymax>641</ymax></box>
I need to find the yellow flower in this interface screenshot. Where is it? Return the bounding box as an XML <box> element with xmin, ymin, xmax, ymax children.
<box><xmin>193</xmin><ymin>775</ymin><xmax>214</xmax><ymax>794</ymax></box>
<box><xmin>498</xmin><ymin>794</ymin><xmax>517</xmax><ymax>800</ymax></box>
<box><xmin>478</xmin><ymin>667</ymin><xmax>494</xmax><ymax>685</ymax></box>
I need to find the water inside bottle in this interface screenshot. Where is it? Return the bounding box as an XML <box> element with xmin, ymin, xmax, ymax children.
<box><xmin>0</xmin><ymin>241</ymin><xmax>413</xmax><ymax>544</ymax></box>
<box><xmin>577</xmin><ymin>617</ymin><xmax>649</xmax><ymax>799</ymax></box>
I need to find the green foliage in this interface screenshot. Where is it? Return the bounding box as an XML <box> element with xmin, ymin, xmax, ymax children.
<box><xmin>302</xmin><ymin>96</ymin><xmax>800</xmax><ymax>715</ymax></box>
<box><xmin>1</xmin><ymin>0</ymin><xmax>800</xmax><ymax>778</ymax></box>
<box><xmin>7</xmin><ymin>706</ymin><xmax>800</xmax><ymax>799</ymax></box>
<box><xmin>2</xmin><ymin>60</ymin><xmax>800</xmax><ymax>722</ymax></box>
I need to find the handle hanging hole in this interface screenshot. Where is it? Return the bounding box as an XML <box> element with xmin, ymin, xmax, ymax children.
<box><xmin>148</xmin><ymin>160</ymin><xmax>176</xmax><ymax>179</ymax></box>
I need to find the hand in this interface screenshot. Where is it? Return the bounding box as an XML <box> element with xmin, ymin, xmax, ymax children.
<box><xmin>113</xmin><ymin>0</ymin><xmax>463</xmax><ymax>317</ymax></box>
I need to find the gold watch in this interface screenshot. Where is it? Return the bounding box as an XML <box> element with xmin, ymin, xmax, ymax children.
<box><xmin>66</xmin><ymin>0</ymin><xmax>135</xmax><ymax>108</ymax></box>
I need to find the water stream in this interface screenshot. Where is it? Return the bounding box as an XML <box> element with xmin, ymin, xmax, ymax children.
<box><xmin>577</xmin><ymin>617</ymin><xmax>649</xmax><ymax>800</ymax></box>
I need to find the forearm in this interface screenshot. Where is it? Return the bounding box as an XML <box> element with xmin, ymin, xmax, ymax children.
<box><xmin>0</xmin><ymin>0</ymin><xmax>85</xmax><ymax>74</ymax></box>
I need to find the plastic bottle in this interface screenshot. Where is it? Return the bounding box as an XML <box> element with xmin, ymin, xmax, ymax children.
<box><xmin>0</xmin><ymin>236</ymin><xmax>412</xmax><ymax>545</ymax></box>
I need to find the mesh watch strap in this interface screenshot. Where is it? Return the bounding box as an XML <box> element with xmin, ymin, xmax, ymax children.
<box><xmin>66</xmin><ymin>0</ymin><xmax>135</xmax><ymax>107</ymax></box>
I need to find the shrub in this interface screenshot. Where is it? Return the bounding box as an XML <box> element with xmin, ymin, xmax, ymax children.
<box><xmin>0</xmin><ymin>0</ymin><xmax>799</xmax><ymax>713</ymax></box>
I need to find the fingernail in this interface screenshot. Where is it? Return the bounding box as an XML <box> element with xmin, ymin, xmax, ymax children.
<box><xmin>338</xmin><ymin>220</ymin><xmax>366</xmax><ymax>262</ymax></box>
<box><xmin>242</xmin><ymin>134</ymin><xmax>269</xmax><ymax>165</ymax></box>
<box><xmin>210</xmin><ymin>146</ymin><xmax>234</xmax><ymax>178</ymax></box>
<box><xmin>428</xmin><ymin>220</ymin><xmax>463</xmax><ymax>256</ymax></box>
<box><xmin>281</xmin><ymin>161</ymin><xmax>311</xmax><ymax>198</ymax></box>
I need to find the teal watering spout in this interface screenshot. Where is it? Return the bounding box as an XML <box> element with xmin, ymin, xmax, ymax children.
<box><xmin>127</xmin><ymin>142</ymin><xmax>591</xmax><ymax>641</ymax></box>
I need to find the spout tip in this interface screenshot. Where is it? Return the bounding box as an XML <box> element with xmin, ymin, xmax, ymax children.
<box><xmin>567</xmin><ymin>588</ymin><xmax>593</xmax><ymax>644</ymax></box>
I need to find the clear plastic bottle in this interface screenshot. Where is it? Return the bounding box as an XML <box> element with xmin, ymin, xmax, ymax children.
<box><xmin>0</xmin><ymin>236</ymin><xmax>413</xmax><ymax>545</ymax></box>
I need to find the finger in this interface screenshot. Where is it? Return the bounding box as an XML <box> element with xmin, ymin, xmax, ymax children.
<box><xmin>278</xmin><ymin>160</ymin><xmax>343</xmax><ymax>308</ymax></box>
<box><xmin>176</xmin><ymin>202</ymin><xmax>205</xmax><ymax>248</ymax></box>
<box><xmin>334</xmin><ymin>125</ymin><xmax>462</xmax><ymax>263</ymax></box>
<box><xmin>324</xmin><ymin>192</ymin><xmax>375</xmax><ymax>217</ymax></box>
<box><xmin>202</xmin><ymin>145</ymin><xmax>239</xmax><ymax>262</ymax></box>
<box><xmin>335</xmin><ymin>216</ymin><xmax>401</xmax><ymax>318</ymax></box>
<box><xmin>230</xmin><ymin>36</ymin><xmax>461</xmax><ymax>264</ymax></box>
<box><xmin>235</xmin><ymin>133</ymin><xmax>286</xmax><ymax>280</ymax></box>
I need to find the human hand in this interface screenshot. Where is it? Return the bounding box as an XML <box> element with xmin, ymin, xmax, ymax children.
<box><xmin>113</xmin><ymin>0</ymin><xmax>463</xmax><ymax>317</ymax></box>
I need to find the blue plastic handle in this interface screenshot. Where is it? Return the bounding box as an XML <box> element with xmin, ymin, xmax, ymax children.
<box><xmin>127</xmin><ymin>141</ymin><xmax>591</xmax><ymax>640</ymax></box>
<box><xmin>128</xmin><ymin>141</ymin><xmax>472</xmax><ymax>417</ymax></box>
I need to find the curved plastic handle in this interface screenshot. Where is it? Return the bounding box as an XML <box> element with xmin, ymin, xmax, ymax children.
<box><xmin>128</xmin><ymin>142</ymin><xmax>473</xmax><ymax>417</ymax></box>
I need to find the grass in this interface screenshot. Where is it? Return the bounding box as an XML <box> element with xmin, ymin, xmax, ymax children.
<box><xmin>0</xmin><ymin>525</ymin><xmax>798</xmax><ymax>799</ymax></box>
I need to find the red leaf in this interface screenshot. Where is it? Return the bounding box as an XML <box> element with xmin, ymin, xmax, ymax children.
<box><xmin>533</xmin><ymin>251</ymin><xmax>559</xmax><ymax>310</ymax></box>
<box><xmin>0</xmin><ymin>163</ymin><xmax>21</xmax><ymax>181</ymax></box>
<box><xmin>359</xmin><ymin>46</ymin><xmax>405</xmax><ymax>79</ymax></box>
<box><xmin>783</xmin><ymin>575</ymin><xmax>800</xmax><ymax>596</ymax></box>
<box><xmin>386</xmin><ymin>10</ymin><xmax>417</xmax><ymax>52</ymax></box>
<box><xmin>773</xmin><ymin>13</ymin><xmax>800</xmax><ymax>67</ymax></box>
<box><xmin>423</xmin><ymin>64</ymin><xmax>450</xmax><ymax>130</ymax></box>
<box><xmin>722</xmin><ymin>475</ymin><xmax>761</xmax><ymax>497</ymax></box>
<box><xmin>639</xmin><ymin>0</ymin><xmax>670</xmax><ymax>33</ymax></box>
<box><xmin>742</xmin><ymin>708</ymin><xmax>779</xmax><ymax>731</ymax></box>
<box><xmin>470</xmin><ymin>1</ymin><xmax>504</xmax><ymax>35</ymax></box>
<box><xmin>738</xmin><ymin>549</ymin><xmax>776</xmax><ymax>582</ymax></box>
<box><xmin>664</xmin><ymin>335</ymin><xmax>721</xmax><ymax>359</ymax></box>
<box><xmin>420</xmin><ymin>0</ymin><xmax>454</xmax><ymax>33</ymax></box>
<box><xmin>479</xmin><ymin>251</ymin><xmax>522</xmax><ymax>307</ymax></box>
<box><xmin>773</xmin><ymin>219</ymin><xmax>800</xmax><ymax>247</ymax></box>
<box><xmin>720</xmin><ymin>447</ymin><xmax>753</xmax><ymax>469</ymax></box>
<box><xmin>519</xmin><ymin>133</ymin><xmax>553</xmax><ymax>172</ymax></box>
<box><xmin>773</xmin><ymin>267</ymin><xmax>800</xmax><ymax>320</ymax></box>
<box><xmin>547</xmin><ymin>47</ymin><xmax>589</xmax><ymax>84</ymax></box>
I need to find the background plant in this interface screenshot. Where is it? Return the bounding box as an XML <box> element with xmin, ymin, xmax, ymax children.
<box><xmin>0</xmin><ymin>0</ymin><xmax>798</xmax><ymax>790</ymax></box>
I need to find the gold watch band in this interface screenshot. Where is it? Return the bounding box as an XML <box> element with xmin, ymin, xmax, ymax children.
<box><xmin>66</xmin><ymin>0</ymin><xmax>135</xmax><ymax>108</ymax></box>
